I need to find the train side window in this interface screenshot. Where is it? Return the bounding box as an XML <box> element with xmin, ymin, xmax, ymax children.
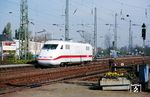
<box><xmin>86</xmin><ymin>46</ymin><xmax>90</xmax><ymax>50</ymax></box>
<box><xmin>42</xmin><ymin>44</ymin><xmax>58</xmax><ymax>50</ymax></box>
<box><xmin>65</xmin><ymin>45</ymin><xmax>70</xmax><ymax>50</ymax></box>
<box><xmin>61</xmin><ymin>45</ymin><xmax>63</xmax><ymax>49</ymax></box>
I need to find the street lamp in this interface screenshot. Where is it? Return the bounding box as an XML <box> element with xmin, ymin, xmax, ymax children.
<box><xmin>35</xmin><ymin>29</ymin><xmax>46</xmax><ymax>42</ymax></box>
<box><xmin>9</xmin><ymin>11</ymin><xmax>13</xmax><ymax>38</ymax></box>
<box><xmin>52</xmin><ymin>23</ymin><xmax>64</xmax><ymax>39</ymax></box>
<box><xmin>30</xmin><ymin>21</ymin><xmax>35</xmax><ymax>41</ymax></box>
<box><xmin>105</xmin><ymin>24</ymin><xmax>113</xmax><ymax>32</ymax></box>
<box><xmin>105</xmin><ymin>23</ymin><xmax>113</xmax><ymax>51</ymax></box>
<box><xmin>121</xmin><ymin>14</ymin><xmax>133</xmax><ymax>54</ymax></box>
<box><xmin>33</xmin><ymin>29</ymin><xmax>46</xmax><ymax>55</ymax></box>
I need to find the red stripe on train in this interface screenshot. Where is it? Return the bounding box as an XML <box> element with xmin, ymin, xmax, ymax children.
<box><xmin>37</xmin><ymin>55</ymin><xmax>93</xmax><ymax>60</ymax></box>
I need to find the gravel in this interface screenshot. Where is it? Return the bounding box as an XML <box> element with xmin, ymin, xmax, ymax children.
<box><xmin>1</xmin><ymin>81</ymin><xmax>150</xmax><ymax>97</ymax></box>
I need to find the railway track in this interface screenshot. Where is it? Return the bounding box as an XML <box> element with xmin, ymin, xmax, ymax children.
<box><xmin>0</xmin><ymin>64</ymin><xmax>109</xmax><ymax>88</ymax></box>
<box><xmin>0</xmin><ymin>56</ymin><xmax>150</xmax><ymax>94</ymax></box>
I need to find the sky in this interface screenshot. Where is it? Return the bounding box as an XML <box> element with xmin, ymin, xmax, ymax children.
<box><xmin>0</xmin><ymin>0</ymin><xmax>150</xmax><ymax>48</ymax></box>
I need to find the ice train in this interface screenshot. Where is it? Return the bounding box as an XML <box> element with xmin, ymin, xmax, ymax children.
<box><xmin>37</xmin><ymin>40</ymin><xmax>93</xmax><ymax>66</ymax></box>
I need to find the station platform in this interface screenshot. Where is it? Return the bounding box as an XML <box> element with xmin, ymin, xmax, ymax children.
<box><xmin>1</xmin><ymin>82</ymin><xmax>150</xmax><ymax>97</ymax></box>
<box><xmin>0</xmin><ymin>64</ymin><xmax>33</xmax><ymax>68</ymax></box>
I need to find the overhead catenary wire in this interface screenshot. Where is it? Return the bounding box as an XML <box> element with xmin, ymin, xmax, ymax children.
<box><xmin>1</xmin><ymin>0</ymin><xmax>149</xmax><ymax>48</ymax></box>
<box><xmin>3</xmin><ymin>0</ymin><xmax>115</xmax><ymax>28</ymax></box>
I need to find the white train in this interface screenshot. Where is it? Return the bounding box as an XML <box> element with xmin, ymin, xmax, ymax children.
<box><xmin>37</xmin><ymin>40</ymin><xmax>93</xmax><ymax>66</ymax></box>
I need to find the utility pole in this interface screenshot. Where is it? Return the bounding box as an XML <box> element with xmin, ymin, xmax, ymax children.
<box><xmin>19</xmin><ymin>0</ymin><xmax>29</xmax><ymax>60</ymax></box>
<box><xmin>65</xmin><ymin>0</ymin><xmax>69</xmax><ymax>41</ymax></box>
<box><xmin>94</xmin><ymin>7</ymin><xmax>97</xmax><ymax>58</ymax></box>
<box><xmin>129</xmin><ymin>20</ymin><xmax>132</xmax><ymax>54</ymax></box>
<box><xmin>114</xmin><ymin>13</ymin><xmax>117</xmax><ymax>50</ymax></box>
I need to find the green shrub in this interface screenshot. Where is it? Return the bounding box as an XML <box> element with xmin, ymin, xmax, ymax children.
<box><xmin>0</xmin><ymin>57</ymin><xmax>36</xmax><ymax>65</ymax></box>
<box><xmin>0</xmin><ymin>51</ymin><xmax>37</xmax><ymax>65</ymax></box>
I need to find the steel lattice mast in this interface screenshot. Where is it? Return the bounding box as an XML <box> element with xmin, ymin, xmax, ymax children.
<box><xmin>19</xmin><ymin>0</ymin><xmax>29</xmax><ymax>59</ymax></box>
<box><xmin>114</xmin><ymin>13</ymin><xmax>117</xmax><ymax>50</ymax></box>
<box><xmin>94</xmin><ymin>7</ymin><xmax>97</xmax><ymax>57</ymax></box>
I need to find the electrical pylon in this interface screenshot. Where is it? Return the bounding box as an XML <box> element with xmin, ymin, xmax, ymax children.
<box><xmin>19</xmin><ymin>0</ymin><xmax>29</xmax><ymax>60</ymax></box>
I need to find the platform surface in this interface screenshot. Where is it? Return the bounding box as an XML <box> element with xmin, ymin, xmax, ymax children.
<box><xmin>1</xmin><ymin>81</ymin><xmax>150</xmax><ymax>97</ymax></box>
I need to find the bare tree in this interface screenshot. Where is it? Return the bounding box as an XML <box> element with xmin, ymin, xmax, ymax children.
<box><xmin>77</xmin><ymin>30</ymin><xmax>92</xmax><ymax>44</ymax></box>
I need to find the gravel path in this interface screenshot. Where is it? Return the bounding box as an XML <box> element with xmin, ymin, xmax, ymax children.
<box><xmin>1</xmin><ymin>81</ymin><xmax>150</xmax><ymax>97</ymax></box>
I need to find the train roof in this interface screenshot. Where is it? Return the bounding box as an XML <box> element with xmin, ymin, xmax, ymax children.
<box><xmin>44</xmin><ymin>40</ymin><xmax>91</xmax><ymax>45</ymax></box>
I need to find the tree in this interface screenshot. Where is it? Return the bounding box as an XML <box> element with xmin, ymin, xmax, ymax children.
<box><xmin>77</xmin><ymin>30</ymin><xmax>92</xmax><ymax>44</ymax></box>
<box><xmin>2</xmin><ymin>22</ymin><xmax>12</xmax><ymax>38</ymax></box>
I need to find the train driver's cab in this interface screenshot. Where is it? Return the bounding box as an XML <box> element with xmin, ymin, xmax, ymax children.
<box><xmin>42</xmin><ymin>44</ymin><xmax>58</xmax><ymax>50</ymax></box>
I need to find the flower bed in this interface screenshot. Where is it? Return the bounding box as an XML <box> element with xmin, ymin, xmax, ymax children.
<box><xmin>103</xmin><ymin>71</ymin><xmax>136</xmax><ymax>80</ymax></box>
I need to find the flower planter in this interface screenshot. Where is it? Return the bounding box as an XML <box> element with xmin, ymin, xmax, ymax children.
<box><xmin>100</xmin><ymin>77</ymin><xmax>131</xmax><ymax>90</ymax></box>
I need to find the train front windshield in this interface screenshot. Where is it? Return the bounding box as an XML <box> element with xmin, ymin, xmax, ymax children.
<box><xmin>42</xmin><ymin>44</ymin><xmax>58</xmax><ymax>50</ymax></box>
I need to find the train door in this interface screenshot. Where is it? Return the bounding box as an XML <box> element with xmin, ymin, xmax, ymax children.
<box><xmin>80</xmin><ymin>46</ymin><xmax>83</xmax><ymax>62</ymax></box>
<box><xmin>74</xmin><ymin>45</ymin><xmax>81</xmax><ymax>62</ymax></box>
<box><xmin>78</xmin><ymin>45</ymin><xmax>82</xmax><ymax>62</ymax></box>
<box><xmin>65</xmin><ymin>44</ymin><xmax>71</xmax><ymax>63</ymax></box>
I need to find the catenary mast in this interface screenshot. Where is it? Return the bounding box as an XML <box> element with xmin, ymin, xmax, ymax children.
<box><xmin>19</xmin><ymin>0</ymin><xmax>29</xmax><ymax>59</ymax></box>
<box><xmin>65</xmin><ymin>0</ymin><xmax>69</xmax><ymax>40</ymax></box>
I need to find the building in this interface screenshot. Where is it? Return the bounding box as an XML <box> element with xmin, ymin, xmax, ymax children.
<box><xmin>0</xmin><ymin>34</ymin><xmax>14</xmax><ymax>60</ymax></box>
<box><xmin>0</xmin><ymin>34</ymin><xmax>44</xmax><ymax>59</ymax></box>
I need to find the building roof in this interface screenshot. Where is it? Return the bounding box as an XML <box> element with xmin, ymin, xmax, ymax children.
<box><xmin>0</xmin><ymin>34</ymin><xmax>12</xmax><ymax>41</ymax></box>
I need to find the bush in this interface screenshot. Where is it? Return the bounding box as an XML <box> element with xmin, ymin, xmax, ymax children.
<box><xmin>0</xmin><ymin>58</ymin><xmax>36</xmax><ymax>65</ymax></box>
<box><xmin>0</xmin><ymin>52</ymin><xmax>36</xmax><ymax>65</ymax></box>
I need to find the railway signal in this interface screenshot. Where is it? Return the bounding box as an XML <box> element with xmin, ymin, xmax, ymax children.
<box><xmin>141</xmin><ymin>23</ymin><xmax>146</xmax><ymax>40</ymax></box>
<box><xmin>141</xmin><ymin>23</ymin><xmax>146</xmax><ymax>56</ymax></box>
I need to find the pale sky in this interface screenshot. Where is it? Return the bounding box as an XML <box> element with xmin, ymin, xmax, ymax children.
<box><xmin>0</xmin><ymin>0</ymin><xmax>150</xmax><ymax>48</ymax></box>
